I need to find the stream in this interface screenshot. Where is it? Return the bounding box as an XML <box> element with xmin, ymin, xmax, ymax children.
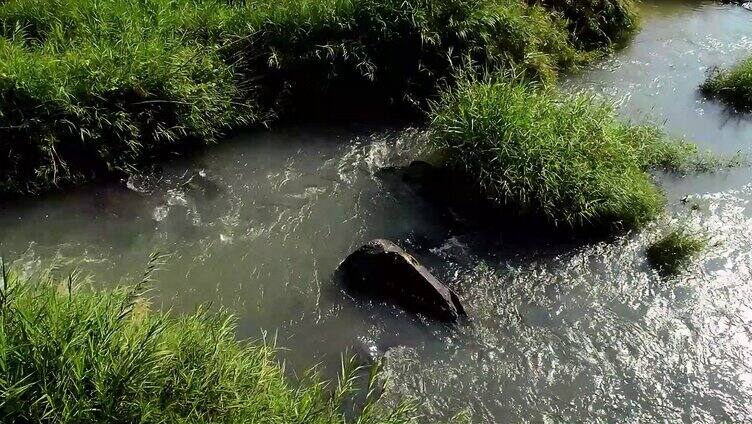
<box><xmin>1</xmin><ymin>1</ymin><xmax>752</xmax><ymax>422</ymax></box>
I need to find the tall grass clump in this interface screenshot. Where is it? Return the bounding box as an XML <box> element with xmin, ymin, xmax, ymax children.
<box><xmin>701</xmin><ymin>56</ymin><xmax>752</xmax><ymax>112</ymax></box>
<box><xmin>0</xmin><ymin>0</ymin><xmax>623</xmax><ymax>195</ymax></box>
<box><xmin>0</xmin><ymin>265</ymin><xmax>414</xmax><ymax>423</ymax></box>
<box><xmin>646</xmin><ymin>227</ymin><xmax>706</xmax><ymax>276</ymax></box>
<box><xmin>428</xmin><ymin>75</ymin><xmax>701</xmax><ymax>229</ymax></box>
<box><xmin>529</xmin><ymin>0</ymin><xmax>640</xmax><ymax>48</ymax></box>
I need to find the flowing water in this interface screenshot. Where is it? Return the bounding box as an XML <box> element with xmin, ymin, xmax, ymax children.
<box><xmin>2</xmin><ymin>1</ymin><xmax>752</xmax><ymax>422</ymax></box>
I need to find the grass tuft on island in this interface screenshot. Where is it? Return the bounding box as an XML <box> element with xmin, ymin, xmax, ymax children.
<box><xmin>646</xmin><ymin>227</ymin><xmax>706</xmax><ymax>276</ymax></box>
<box><xmin>0</xmin><ymin>0</ymin><xmax>639</xmax><ymax>196</ymax></box>
<box><xmin>701</xmin><ymin>56</ymin><xmax>752</xmax><ymax>112</ymax></box>
<box><xmin>0</xmin><ymin>266</ymin><xmax>414</xmax><ymax>423</ymax></box>
<box><xmin>428</xmin><ymin>75</ymin><xmax>709</xmax><ymax>229</ymax></box>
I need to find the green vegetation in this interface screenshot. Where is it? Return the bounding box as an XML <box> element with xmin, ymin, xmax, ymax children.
<box><xmin>531</xmin><ymin>0</ymin><xmax>640</xmax><ymax>48</ymax></box>
<box><xmin>428</xmin><ymin>75</ymin><xmax>704</xmax><ymax>229</ymax></box>
<box><xmin>0</xmin><ymin>0</ymin><xmax>641</xmax><ymax>195</ymax></box>
<box><xmin>701</xmin><ymin>56</ymin><xmax>752</xmax><ymax>112</ymax></box>
<box><xmin>646</xmin><ymin>227</ymin><xmax>706</xmax><ymax>276</ymax></box>
<box><xmin>0</xmin><ymin>265</ymin><xmax>413</xmax><ymax>423</ymax></box>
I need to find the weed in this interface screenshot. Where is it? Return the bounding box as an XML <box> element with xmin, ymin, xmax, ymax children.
<box><xmin>0</xmin><ymin>264</ymin><xmax>414</xmax><ymax>423</ymax></box>
<box><xmin>428</xmin><ymin>75</ymin><xmax>705</xmax><ymax>229</ymax></box>
<box><xmin>0</xmin><ymin>0</ymin><xmax>636</xmax><ymax>195</ymax></box>
<box><xmin>646</xmin><ymin>227</ymin><xmax>706</xmax><ymax>276</ymax></box>
<box><xmin>530</xmin><ymin>0</ymin><xmax>640</xmax><ymax>48</ymax></box>
<box><xmin>701</xmin><ymin>57</ymin><xmax>752</xmax><ymax>112</ymax></box>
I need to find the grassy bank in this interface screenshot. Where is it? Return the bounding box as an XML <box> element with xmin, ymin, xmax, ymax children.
<box><xmin>428</xmin><ymin>76</ymin><xmax>702</xmax><ymax>229</ymax></box>
<box><xmin>0</xmin><ymin>266</ymin><xmax>413</xmax><ymax>423</ymax></box>
<box><xmin>0</xmin><ymin>0</ymin><xmax>638</xmax><ymax>195</ymax></box>
<box><xmin>530</xmin><ymin>0</ymin><xmax>639</xmax><ymax>48</ymax></box>
<box><xmin>701</xmin><ymin>56</ymin><xmax>752</xmax><ymax>111</ymax></box>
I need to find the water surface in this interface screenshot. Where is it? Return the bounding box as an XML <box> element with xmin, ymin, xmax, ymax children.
<box><xmin>2</xmin><ymin>1</ymin><xmax>752</xmax><ymax>422</ymax></box>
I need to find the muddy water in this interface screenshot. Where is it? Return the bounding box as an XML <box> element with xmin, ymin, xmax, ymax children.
<box><xmin>2</xmin><ymin>1</ymin><xmax>752</xmax><ymax>422</ymax></box>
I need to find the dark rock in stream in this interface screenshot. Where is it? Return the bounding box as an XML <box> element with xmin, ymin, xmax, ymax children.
<box><xmin>337</xmin><ymin>239</ymin><xmax>467</xmax><ymax>323</ymax></box>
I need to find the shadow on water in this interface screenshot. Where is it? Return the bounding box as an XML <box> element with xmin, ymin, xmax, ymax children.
<box><xmin>376</xmin><ymin>160</ymin><xmax>619</xmax><ymax>263</ymax></box>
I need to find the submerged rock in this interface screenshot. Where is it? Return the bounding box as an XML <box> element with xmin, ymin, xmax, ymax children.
<box><xmin>337</xmin><ymin>239</ymin><xmax>466</xmax><ymax>323</ymax></box>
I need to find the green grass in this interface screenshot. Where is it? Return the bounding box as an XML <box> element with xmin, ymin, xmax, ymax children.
<box><xmin>531</xmin><ymin>0</ymin><xmax>640</xmax><ymax>48</ymax></box>
<box><xmin>0</xmin><ymin>0</ymin><xmax>637</xmax><ymax>195</ymax></box>
<box><xmin>428</xmin><ymin>75</ymin><xmax>705</xmax><ymax>229</ymax></box>
<box><xmin>646</xmin><ymin>227</ymin><xmax>706</xmax><ymax>276</ymax></box>
<box><xmin>701</xmin><ymin>56</ymin><xmax>752</xmax><ymax>112</ymax></box>
<box><xmin>0</xmin><ymin>263</ymin><xmax>414</xmax><ymax>423</ymax></box>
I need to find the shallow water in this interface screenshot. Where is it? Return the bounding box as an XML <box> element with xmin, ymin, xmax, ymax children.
<box><xmin>2</xmin><ymin>1</ymin><xmax>752</xmax><ymax>422</ymax></box>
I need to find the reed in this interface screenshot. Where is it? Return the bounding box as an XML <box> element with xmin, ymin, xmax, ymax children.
<box><xmin>646</xmin><ymin>227</ymin><xmax>706</xmax><ymax>276</ymax></box>
<box><xmin>0</xmin><ymin>262</ymin><xmax>414</xmax><ymax>423</ymax></box>
<box><xmin>0</xmin><ymin>0</ymin><xmax>635</xmax><ymax>195</ymax></box>
<box><xmin>428</xmin><ymin>75</ymin><xmax>704</xmax><ymax>229</ymax></box>
<box><xmin>701</xmin><ymin>56</ymin><xmax>752</xmax><ymax>112</ymax></box>
<box><xmin>529</xmin><ymin>0</ymin><xmax>640</xmax><ymax>48</ymax></box>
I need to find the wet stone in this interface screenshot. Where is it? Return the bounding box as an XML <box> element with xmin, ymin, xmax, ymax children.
<box><xmin>337</xmin><ymin>239</ymin><xmax>467</xmax><ymax>323</ymax></box>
